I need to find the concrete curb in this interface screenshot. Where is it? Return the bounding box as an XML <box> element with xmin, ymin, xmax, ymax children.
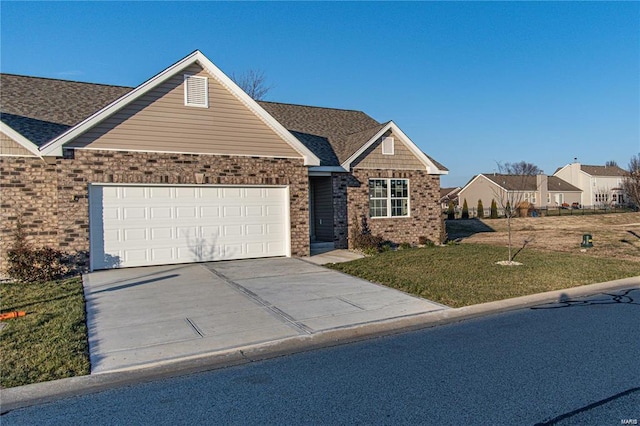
<box><xmin>2</xmin><ymin>275</ymin><xmax>638</xmax><ymax>414</ymax></box>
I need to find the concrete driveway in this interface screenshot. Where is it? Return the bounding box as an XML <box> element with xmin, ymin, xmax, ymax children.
<box><xmin>83</xmin><ymin>257</ymin><xmax>447</xmax><ymax>373</ymax></box>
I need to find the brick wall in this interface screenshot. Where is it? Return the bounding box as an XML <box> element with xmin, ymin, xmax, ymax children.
<box><xmin>0</xmin><ymin>150</ymin><xmax>310</xmax><ymax>272</ymax></box>
<box><xmin>346</xmin><ymin>169</ymin><xmax>442</xmax><ymax>247</ymax></box>
<box><xmin>0</xmin><ymin>157</ymin><xmax>59</xmax><ymax>272</ymax></box>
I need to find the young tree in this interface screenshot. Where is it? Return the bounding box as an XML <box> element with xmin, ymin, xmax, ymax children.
<box><xmin>490</xmin><ymin>199</ymin><xmax>498</xmax><ymax>219</ymax></box>
<box><xmin>622</xmin><ymin>154</ymin><xmax>640</xmax><ymax>208</ymax></box>
<box><xmin>461</xmin><ymin>199</ymin><xmax>469</xmax><ymax>219</ymax></box>
<box><xmin>491</xmin><ymin>161</ymin><xmax>542</xmax><ymax>264</ymax></box>
<box><xmin>477</xmin><ymin>199</ymin><xmax>484</xmax><ymax>218</ymax></box>
<box><xmin>231</xmin><ymin>68</ymin><xmax>273</xmax><ymax>100</ymax></box>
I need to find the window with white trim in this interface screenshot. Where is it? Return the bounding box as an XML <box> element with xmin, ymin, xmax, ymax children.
<box><xmin>369</xmin><ymin>179</ymin><xmax>409</xmax><ymax>218</ymax></box>
<box><xmin>184</xmin><ymin>74</ymin><xmax>208</xmax><ymax>108</ymax></box>
<box><xmin>381</xmin><ymin>137</ymin><xmax>394</xmax><ymax>155</ymax></box>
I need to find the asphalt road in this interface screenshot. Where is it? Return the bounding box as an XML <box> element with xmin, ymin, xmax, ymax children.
<box><xmin>3</xmin><ymin>289</ymin><xmax>639</xmax><ymax>425</ymax></box>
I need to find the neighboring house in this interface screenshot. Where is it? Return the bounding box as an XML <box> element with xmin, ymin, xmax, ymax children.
<box><xmin>554</xmin><ymin>162</ymin><xmax>628</xmax><ymax>207</ymax></box>
<box><xmin>0</xmin><ymin>50</ymin><xmax>447</xmax><ymax>272</ymax></box>
<box><xmin>458</xmin><ymin>174</ymin><xmax>582</xmax><ymax>213</ymax></box>
<box><xmin>439</xmin><ymin>187</ymin><xmax>461</xmax><ymax>209</ymax></box>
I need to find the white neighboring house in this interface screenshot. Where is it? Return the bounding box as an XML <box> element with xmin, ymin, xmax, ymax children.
<box><xmin>554</xmin><ymin>162</ymin><xmax>628</xmax><ymax>207</ymax></box>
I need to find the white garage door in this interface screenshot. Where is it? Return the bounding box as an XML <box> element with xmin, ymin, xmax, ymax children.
<box><xmin>89</xmin><ymin>185</ymin><xmax>290</xmax><ymax>270</ymax></box>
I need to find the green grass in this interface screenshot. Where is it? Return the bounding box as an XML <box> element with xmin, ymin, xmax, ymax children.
<box><xmin>0</xmin><ymin>277</ymin><xmax>90</xmax><ymax>388</ymax></box>
<box><xmin>328</xmin><ymin>244</ymin><xmax>640</xmax><ymax>308</ymax></box>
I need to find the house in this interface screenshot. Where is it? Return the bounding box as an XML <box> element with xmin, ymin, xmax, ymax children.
<box><xmin>554</xmin><ymin>162</ymin><xmax>628</xmax><ymax>207</ymax></box>
<box><xmin>0</xmin><ymin>50</ymin><xmax>447</xmax><ymax>272</ymax></box>
<box><xmin>439</xmin><ymin>187</ymin><xmax>461</xmax><ymax>209</ymax></box>
<box><xmin>457</xmin><ymin>173</ymin><xmax>582</xmax><ymax>214</ymax></box>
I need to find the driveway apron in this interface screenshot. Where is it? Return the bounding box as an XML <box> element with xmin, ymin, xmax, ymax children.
<box><xmin>83</xmin><ymin>258</ymin><xmax>447</xmax><ymax>373</ymax></box>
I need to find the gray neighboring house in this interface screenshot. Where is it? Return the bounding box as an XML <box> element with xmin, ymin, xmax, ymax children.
<box><xmin>0</xmin><ymin>50</ymin><xmax>448</xmax><ymax>272</ymax></box>
<box><xmin>458</xmin><ymin>173</ymin><xmax>582</xmax><ymax>213</ymax></box>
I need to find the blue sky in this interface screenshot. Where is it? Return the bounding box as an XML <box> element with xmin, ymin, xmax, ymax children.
<box><xmin>1</xmin><ymin>1</ymin><xmax>638</xmax><ymax>187</ymax></box>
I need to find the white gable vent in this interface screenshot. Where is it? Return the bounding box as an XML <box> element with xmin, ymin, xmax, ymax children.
<box><xmin>184</xmin><ymin>74</ymin><xmax>208</xmax><ymax>108</ymax></box>
<box><xmin>382</xmin><ymin>137</ymin><xmax>394</xmax><ymax>155</ymax></box>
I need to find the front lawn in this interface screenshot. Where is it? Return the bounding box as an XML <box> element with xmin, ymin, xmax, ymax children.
<box><xmin>0</xmin><ymin>277</ymin><xmax>90</xmax><ymax>388</ymax></box>
<box><xmin>328</xmin><ymin>244</ymin><xmax>640</xmax><ymax>308</ymax></box>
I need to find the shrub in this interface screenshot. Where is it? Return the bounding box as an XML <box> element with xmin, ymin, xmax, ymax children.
<box><xmin>399</xmin><ymin>242</ymin><xmax>413</xmax><ymax>250</ymax></box>
<box><xmin>447</xmin><ymin>201</ymin><xmax>455</xmax><ymax>220</ymax></box>
<box><xmin>350</xmin><ymin>214</ymin><xmax>384</xmax><ymax>253</ymax></box>
<box><xmin>419</xmin><ymin>236</ymin><xmax>436</xmax><ymax>247</ymax></box>
<box><xmin>461</xmin><ymin>199</ymin><xmax>469</xmax><ymax>219</ymax></box>
<box><xmin>477</xmin><ymin>199</ymin><xmax>484</xmax><ymax>218</ymax></box>
<box><xmin>490</xmin><ymin>199</ymin><xmax>499</xmax><ymax>219</ymax></box>
<box><xmin>6</xmin><ymin>221</ymin><xmax>67</xmax><ymax>283</ymax></box>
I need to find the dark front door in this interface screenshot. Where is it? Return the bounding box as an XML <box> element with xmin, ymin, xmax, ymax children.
<box><xmin>310</xmin><ymin>177</ymin><xmax>334</xmax><ymax>242</ymax></box>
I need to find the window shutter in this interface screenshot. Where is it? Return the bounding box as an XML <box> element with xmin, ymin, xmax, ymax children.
<box><xmin>184</xmin><ymin>74</ymin><xmax>208</xmax><ymax>108</ymax></box>
<box><xmin>382</xmin><ymin>137</ymin><xmax>394</xmax><ymax>155</ymax></box>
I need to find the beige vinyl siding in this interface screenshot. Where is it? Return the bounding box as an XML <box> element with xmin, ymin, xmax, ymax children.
<box><xmin>68</xmin><ymin>64</ymin><xmax>301</xmax><ymax>158</ymax></box>
<box><xmin>0</xmin><ymin>132</ymin><xmax>35</xmax><ymax>156</ymax></box>
<box><xmin>458</xmin><ymin>176</ymin><xmax>505</xmax><ymax>212</ymax></box>
<box><xmin>352</xmin><ymin>132</ymin><xmax>425</xmax><ymax>170</ymax></box>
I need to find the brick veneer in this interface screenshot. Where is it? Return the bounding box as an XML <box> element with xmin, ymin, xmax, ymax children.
<box><xmin>345</xmin><ymin>169</ymin><xmax>442</xmax><ymax>247</ymax></box>
<box><xmin>0</xmin><ymin>150</ymin><xmax>310</xmax><ymax>272</ymax></box>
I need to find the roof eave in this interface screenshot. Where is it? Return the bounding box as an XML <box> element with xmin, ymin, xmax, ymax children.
<box><xmin>0</xmin><ymin>122</ymin><xmax>43</xmax><ymax>157</ymax></box>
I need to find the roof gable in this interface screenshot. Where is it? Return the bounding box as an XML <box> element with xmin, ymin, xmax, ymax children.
<box><xmin>341</xmin><ymin>121</ymin><xmax>447</xmax><ymax>174</ymax></box>
<box><xmin>36</xmin><ymin>51</ymin><xmax>320</xmax><ymax>165</ymax></box>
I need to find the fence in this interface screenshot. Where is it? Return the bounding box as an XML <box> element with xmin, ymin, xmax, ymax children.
<box><xmin>443</xmin><ymin>205</ymin><xmax>636</xmax><ymax>220</ymax></box>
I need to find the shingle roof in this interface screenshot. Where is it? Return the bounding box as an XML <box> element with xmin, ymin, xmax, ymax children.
<box><xmin>1</xmin><ymin>73</ymin><xmax>446</xmax><ymax>171</ymax></box>
<box><xmin>1</xmin><ymin>74</ymin><xmax>132</xmax><ymax>147</ymax></box>
<box><xmin>483</xmin><ymin>174</ymin><xmax>581</xmax><ymax>192</ymax></box>
<box><xmin>439</xmin><ymin>187</ymin><xmax>461</xmax><ymax>199</ymax></box>
<box><xmin>257</xmin><ymin>101</ymin><xmax>384</xmax><ymax>165</ymax></box>
<box><xmin>580</xmin><ymin>164</ymin><xmax>627</xmax><ymax>177</ymax></box>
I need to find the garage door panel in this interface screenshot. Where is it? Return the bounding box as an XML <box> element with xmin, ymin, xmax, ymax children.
<box><xmin>150</xmin><ymin>207</ymin><xmax>172</xmax><ymax>219</ymax></box>
<box><xmin>90</xmin><ymin>185</ymin><xmax>289</xmax><ymax>269</ymax></box>
<box><xmin>151</xmin><ymin>227</ymin><xmax>173</xmax><ymax>240</ymax></box>
<box><xmin>123</xmin><ymin>207</ymin><xmax>146</xmax><ymax>220</ymax></box>
<box><xmin>201</xmin><ymin>206</ymin><xmax>221</xmax><ymax>218</ymax></box>
<box><xmin>123</xmin><ymin>228</ymin><xmax>147</xmax><ymax>241</ymax></box>
<box><xmin>223</xmin><ymin>225</ymin><xmax>243</xmax><ymax>237</ymax></box>
<box><xmin>150</xmin><ymin>247</ymin><xmax>174</xmax><ymax>263</ymax></box>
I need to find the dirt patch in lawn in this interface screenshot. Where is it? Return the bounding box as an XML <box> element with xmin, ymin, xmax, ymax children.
<box><xmin>447</xmin><ymin>212</ymin><xmax>640</xmax><ymax>262</ymax></box>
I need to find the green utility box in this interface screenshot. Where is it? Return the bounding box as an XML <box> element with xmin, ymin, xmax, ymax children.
<box><xmin>581</xmin><ymin>234</ymin><xmax>593</xmax><ymax>248</ymax></box>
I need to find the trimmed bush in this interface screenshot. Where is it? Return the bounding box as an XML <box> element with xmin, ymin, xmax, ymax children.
<box><xmin>490</xmin><ymin>199</ymin><xmax>499</xmax><ymax>219</ymax></box>
<box><xmin>477</xmin><ymin>199</ymin><xmax>484</xmax><ymax>218</ymax></box>
<box><xmin>461</xmin><ymin>199</ymin><xmax>469</xmax><ymax>219</ymax></box>
<box><xmin>447</xmin><ymin>201</ymin><xmax>455</xmax><ymax>220</ymax></box>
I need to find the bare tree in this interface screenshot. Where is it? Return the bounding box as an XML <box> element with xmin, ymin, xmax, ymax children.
<box><xmin>622</xmin><ymin>154</ymin><xmax>640</xmax><ymax>208</ymax></box>
<box><xmin>491</xmin><ymin>161</ymin><xmax>543</xmax><ymax>264</ymax></box>
<box><xmin>498</xmin><ymin>161</ymin><xmax>543</xmax><ymax>176</ymax></box>
<box><xmin>593</xmin><ymin>187</ymin><xmax>614</xmax><ymax>209</ymax></box>
<box><xmin>231</xmin><ymin>68</ymin><xmax>273</xmax><ymax>100</ymax></box>
<box><xmin>605</xmin><ymin>160</ymin><xmax>619</xmax><ymax>168</ymax></box>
